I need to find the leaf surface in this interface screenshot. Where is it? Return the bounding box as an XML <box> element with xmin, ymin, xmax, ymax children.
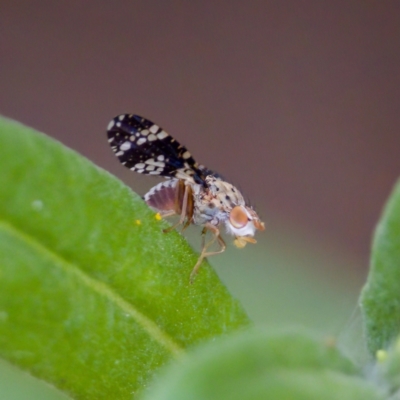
<box><xmin>0</xmin><ymin>117</ymin><xmax>249</xmax><ymax>399</ymax></box>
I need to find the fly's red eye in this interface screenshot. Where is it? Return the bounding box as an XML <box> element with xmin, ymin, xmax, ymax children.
<box><xmin>229</xmin><ymin>206</ymin><xmax>248</xmax><ymax>228</ymax></box>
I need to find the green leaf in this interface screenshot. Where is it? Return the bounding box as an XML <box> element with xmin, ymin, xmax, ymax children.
<box><xmin>361</xmin><ymin>180</ymin><xmax>400</xmax><ymax>355</ymax></box>
<box><xmin>0</xmin><ymin>117</ymin><xmax>249</xmax><ymax>399</ymax></box>
<box><xmin>142</xmin><ymin>329</ymin><xmax>384</xmax><ymax>400</ymax></box>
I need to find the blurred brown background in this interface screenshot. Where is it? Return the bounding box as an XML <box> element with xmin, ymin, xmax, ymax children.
<box><xmin>1</xmin><ymin>2</ymin><xmax>399</xmax><ymax>398</ymax></box>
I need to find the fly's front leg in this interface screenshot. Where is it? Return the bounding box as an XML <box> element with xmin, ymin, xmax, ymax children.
<box><xmin>190</xmin><ymin>223</ymin><xmax>226</xmax><ymax>284</ymax></box>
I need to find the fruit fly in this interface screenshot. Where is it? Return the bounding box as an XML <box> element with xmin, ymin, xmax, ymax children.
<box><xmin>107</xmin><ymin>114</ymin><xmax>265</xmax><ymax>283</ymax></box>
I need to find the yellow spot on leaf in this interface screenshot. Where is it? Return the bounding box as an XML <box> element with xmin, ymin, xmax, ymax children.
<box><xmin>155</xmin><ymin>213</ymin><xmax>162</xmax><ymax>221</ymax></box>
<box><xmin>135</xmin><ymin>220</ymin><xmax>141</xmax><ymax>225</ymax></box>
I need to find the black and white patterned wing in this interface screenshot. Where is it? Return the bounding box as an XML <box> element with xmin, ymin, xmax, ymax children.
<box><xmin>107</xmin><ymin>114</ymin><xmax>209</xmax><ymax>184</ymax></box>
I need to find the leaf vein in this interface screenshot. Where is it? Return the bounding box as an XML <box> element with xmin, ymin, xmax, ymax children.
<box><xmin>0</xmin><ymin>220</ymin><xmax>184</xmax><ymax>357</ymax></box>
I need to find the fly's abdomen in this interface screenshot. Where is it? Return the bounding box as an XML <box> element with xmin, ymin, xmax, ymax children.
<box><xmin>144</xmin><ymin>179</ymin><xmax>195</xmax><ymax>227</ymax></box>
<box><xmin>144</xmin><ymin>180</ymin><xmax>178</xmax><ymax>215</ymax></box>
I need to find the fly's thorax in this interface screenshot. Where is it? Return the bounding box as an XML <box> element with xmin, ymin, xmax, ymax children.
<box><xmin>192</xmin><ymin>186</ymin><xmax>225</xmax><ymax>226</ymax></box>
<box><xmin>204</xmin><ymin>176</ymin><xmax>246</xmax><ymax>207</ymax></box>
<box><xmin>193</xmin><ymin>176</ymin><xmax>246</xmax><ymax>226</ymax></box>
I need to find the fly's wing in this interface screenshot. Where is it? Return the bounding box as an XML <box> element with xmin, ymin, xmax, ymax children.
<box><xmin>107</xmin><ymin>114</ymin><xmax>208</xmax><ymax>185</ymax></box>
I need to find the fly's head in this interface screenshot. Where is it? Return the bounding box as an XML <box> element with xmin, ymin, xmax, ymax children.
<box><xmin>204</xmin><ymin>176</ymin><xmax>265</xmax><ymax>248</ymax></box>
<box><xmin>229</xmin><ymin>206</ymin><xmax>265</xmax><ymax>248</ymax></box>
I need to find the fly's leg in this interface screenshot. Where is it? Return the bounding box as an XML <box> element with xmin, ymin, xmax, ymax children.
<box><xmin>190</xmin><ymin>223</ymin><xmax>226</xmax><ymax>284</ymax></box>
<box><xmin>162</xmin><ymin>184</ymin><xmax>189</xmax><ymax>233</ymax></box>
<box><xmin>159</xmin><ymin>210</ymin><xmax>176</xmax><ymax>218</ymax></box>
<box><xmin>163</xmin><ymin>183</ymin><xmax>191</xmax><ymax>233</ymax></box>
<box><xmin>200</xmin><ymin>227</ymin><xmax>207</xmax><ymax>249</ymax></box>
<box><xmin>180</xmin><ymin>185</ymin><xmax>194</xmax><ymax>232</ymax></box>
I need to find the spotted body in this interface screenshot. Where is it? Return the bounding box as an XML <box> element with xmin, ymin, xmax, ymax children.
<box><xmin>107</xmin><ymin>114</ymin><xmax>264</xmax><ymax>282</ymax></box>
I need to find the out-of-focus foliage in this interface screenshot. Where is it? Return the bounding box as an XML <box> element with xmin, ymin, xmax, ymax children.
<box><xmin>142</xmin><ymin>329</ymin><xmax>384</xmax><ymax>400</ymax></box>
<box><xmin>361</xmin><ymin>180</ymin><xmax>400</xmax><ymax>354</ymax></box>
